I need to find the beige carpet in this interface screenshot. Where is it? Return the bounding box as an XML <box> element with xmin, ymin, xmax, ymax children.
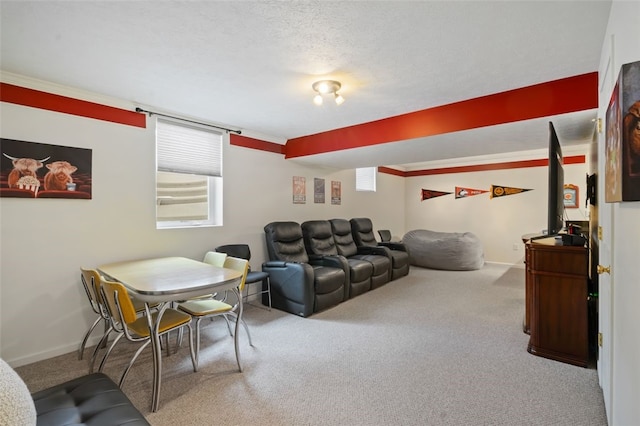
<box><xmin>16</xmin><ymin>263</ymin><xmax>607</xmax><ymax>425</ymax></box>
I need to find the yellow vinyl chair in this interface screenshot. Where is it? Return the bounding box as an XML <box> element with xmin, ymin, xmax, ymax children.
<box><xmin>99</xmin><ymin>278</ymin><xmax>197</xmax><ymax>388</ymax></box>
<box><xmin>79</xmin><ymin>268</ymin><xmax>110</xmax><ymax>361</ymax></box>
<box><xmin>201</xmin><ymin>251</ymin><xmax>227</xmax><ymax>299</ymax></box>
<box><xmin>203</xmin><ymin>251</ymin><xmax>227</xmax><ymax>267</ymax></box>
<box><xmin>178</xmin><ymin>256</ymin><xmax>250</xmax><ymax>371</ymax></box>
<box><xmin>80</xmin><ymin>268</ymin><xmax>159</xmax><ymax>373</ymax></box>
<box><xmin>174</xmin><ymin>250</ymin><xmax>230</xmax><ymax>349</ymax></box>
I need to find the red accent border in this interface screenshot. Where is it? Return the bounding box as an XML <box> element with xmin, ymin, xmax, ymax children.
<box><xmin>377</xmin><ymin>166</ymin><xmax>405</xmax><ymax>177</ymax></box>
<box><xmin>0</xmin><ymin>83</ymin><xmax>146</xmax><ymax>128</ymax></box>
<box><xmin>230</xmin><ymin>134</ymin><xmax>284</xmax><ymax>154</ymax></box>
<box><xmin>285</xmin><ymin>73</ymin><xmax>597</xmax><ymax>159</ymax></box>
<box><xmin>379</xmin><ymin>155</ymin><xmax>586</xmax><ymax>177</ymax></box>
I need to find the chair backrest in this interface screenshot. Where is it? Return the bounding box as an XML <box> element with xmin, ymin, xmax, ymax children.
<box><xmin>264</xmin><ymin>221</ymin><xmax>309</xmax><ymax>263</ymax></box>
<box><xmin>350</xmin><ymin>218</ymin><xmax>378</xmax><ymax>247</ymax></box>
<box><xmin>222</xmin><ymin>256</ymin><xmax>249</xmax><ymax>292</ymax></box>
<box><xmin>215</xmin><ymin>244</ymin><xmax>251</xmax><ymax>260</ymax></box>
<box><xmin>301</xmin><ymin>220</ymin><xmax>339</xmax><ymax>257</ymax></box>
<box><xmin>203</xmin><ymin>251</ymin><xmax>227</xmax><ymax>267</ymax></box>
<box><xmin>329</xmin><ymin>219</ymin><xmax>359</xmax><ymax>258</ymax></box>
<box><xmin>80</xmin><ymin>268</ymin><xmax>103</xmax><ymax>315</ymax></box>
<box><xmin>99</xmin><ymin>279</ymin><xmax>138</xmax><ymax>328</ymax></box>
<box><xmin>378</xmin><ymin>229</ymin><xmax>392</xmax><ymax>242</ymax></box>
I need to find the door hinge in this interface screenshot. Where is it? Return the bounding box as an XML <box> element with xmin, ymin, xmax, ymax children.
<box><xmin>598</xmin><ymin>332</ymin><xmax>603</xmax><ymax>347</ymax></box>
<box><xmin>598</xmin><ymin>226</ymin><xmax>603</xmax><ymax>241</ymax></box>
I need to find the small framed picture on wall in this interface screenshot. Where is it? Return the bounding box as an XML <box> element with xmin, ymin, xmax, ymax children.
<box><xmin>563</xmin><ymin>184</ymin><xmax>579</xmax><ymax>208</ymax></box>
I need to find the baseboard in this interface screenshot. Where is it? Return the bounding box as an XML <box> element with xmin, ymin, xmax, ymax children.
<box><xmin>484</xmin><ymin>260</ymin><xmax>525</xmax><ymax>269</ymax></box>
<box><xmin>7</xmin><ymin>335</ymin><xmax>103</xmax><ymax>368</ymax></box>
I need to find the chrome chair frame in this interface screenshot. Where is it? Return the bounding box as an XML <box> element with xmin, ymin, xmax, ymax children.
<box><xmin>99</xmin><ymin>280</ymin><xmax>197</xmax><ymax>389</ymax></box>
<box><xmin>78</xmin><ymin>268</ymin><xmax>109</xmax><ymax>361</ymax></box>
<box><xmin>215</xmin><ymin>244</ymin><xmax>272</xmax><ymax>310</ymax></box>
<box><xmin>178</xmin><ymin>256</ymin><xmax>250</xmax><ymax>371</ymax></box>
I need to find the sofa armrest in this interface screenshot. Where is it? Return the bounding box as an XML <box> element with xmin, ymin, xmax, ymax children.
<box><xmin>309</xmin><ymin>254</ymin><xmax>348</xmax><ymax>271</ymax></box>
<box><xmin>379</xmin><ymin>241</ymin><xmax>408</xmax><ymax>252</ymax></box>
<box><xmin>262</xmin><ymin>261</ymin><xmax>315</xmax><ymax>316</ymax></box>
<box><xmin>356</xmin><ymin>245</ymin><xmax>392</xmax><ymax>257</ymax></box>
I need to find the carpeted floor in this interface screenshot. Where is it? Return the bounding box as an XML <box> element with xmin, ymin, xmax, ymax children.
<box><xmin>16</xmin><ymin>263</ymin><xmax>608</xmax><ymax>425</ymax></box>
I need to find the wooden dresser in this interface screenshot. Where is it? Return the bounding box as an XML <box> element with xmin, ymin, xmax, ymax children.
<box><xmin>525</xmin><ymin>237</ymin><xmax>589</xmax><ymax>367</ymax></box>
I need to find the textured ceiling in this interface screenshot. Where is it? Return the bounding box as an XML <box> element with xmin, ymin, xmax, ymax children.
<box><xmin>0</xmin><ymin>1</ymin><xmax>611</xmax><ymax>169</ymax></box>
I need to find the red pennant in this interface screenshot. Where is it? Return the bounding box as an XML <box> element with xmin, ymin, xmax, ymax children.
<box><xmin>421</xmin><ymin>189</ymin><xmax>452</xmax><ymax>201</ymax></box>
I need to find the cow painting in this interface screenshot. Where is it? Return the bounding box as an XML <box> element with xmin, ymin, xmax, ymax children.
<box><xmin>1</xmin><ymin>138</ymin><xmax>92</xmax><ymax>199</ymax></box>
<box><xmin>2</xmin><ymin>153</ymin><xmax>50</xmax><ymax>188</ymax></box>
<box><xmin>43</xmin><ymin>161</ymin><xmax>78</xmax><ymax>191</ymax></box>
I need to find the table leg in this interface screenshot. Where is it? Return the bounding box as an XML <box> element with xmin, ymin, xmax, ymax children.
<box><xmin>234</xmin><ymin>288</ymin><xmax>243</xmax><ymax>372</ymax></box>
<box><xmin>147</xmin><ymin>302</ymin><xmax>169</xmax><ymax>413</ymax></box>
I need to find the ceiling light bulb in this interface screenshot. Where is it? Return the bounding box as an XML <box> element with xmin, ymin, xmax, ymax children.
<box><xmin>313</xmin><ymin>94</ymin><xmax>323</xmax><ymax>105</ymax></box>
<box><xmin>334</xmin><ymin>93</ymin><xmax>345</xmax><ymax>105</ymax></box>
<box><xmin>317</xmin><ymin>82</ymin><xmax>330</xmax><ymax>94</ymax></box>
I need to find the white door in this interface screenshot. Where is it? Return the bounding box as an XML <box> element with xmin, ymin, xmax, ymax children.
<box><xmin>597</xmin><ymin>40</ymin><xmax>615</xmax><ymax>424</ymax></box>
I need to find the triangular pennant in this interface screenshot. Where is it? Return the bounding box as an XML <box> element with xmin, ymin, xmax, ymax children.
<box><xmin>490</xmin><ymin>185</ymin><xmax>532</xmax><ymax>198</ymax></box>
<box><xmin>455</xmin><ymin>186</ymin><xmax>490</xmax><ymax>199</ymax></box>
<box><xmin>421</xmin><ymin>189</ymin><xmax>452</xmax><ymax>201</ymax></box>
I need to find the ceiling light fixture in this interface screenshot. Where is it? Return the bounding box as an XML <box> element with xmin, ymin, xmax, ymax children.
<box><xmin>312</xmin><ymin>80</ymin><xmax>344</xmax><ymax>106</ymax></box>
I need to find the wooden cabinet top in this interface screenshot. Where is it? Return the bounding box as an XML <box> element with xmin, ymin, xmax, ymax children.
<box><xmin>526</xmin><ymin>237</ymin><xmax>588</xmax><ymax>276</ymax></box>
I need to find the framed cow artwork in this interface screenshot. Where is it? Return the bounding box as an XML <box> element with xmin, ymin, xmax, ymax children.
<box><xmin>0</xmin><ymin>138</ymin><xmax>92</xmax><ymax>199</ymax></box>
<box><xmin>605</xmin><ymin>60</ymin><xmax>640</xmax><ymax>202</ymax></box>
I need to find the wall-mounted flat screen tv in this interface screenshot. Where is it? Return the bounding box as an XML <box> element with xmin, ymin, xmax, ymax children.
<box><xmin>547</xmin><ymin>121</ymin><xmax>564</xmax><ymax>236</ymax></box>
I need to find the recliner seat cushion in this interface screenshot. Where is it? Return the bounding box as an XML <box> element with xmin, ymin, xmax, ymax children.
<box><xmin>351</xmin><ymin>254</ymin><xmax>388</xmax><ymax>276</ymax></box>
<box><xmin>312</xmin><ymin>266</ymin><xmax>346</xmax><ymax>294</ymax></box>
<box><xmin>346</xmin><ymin>258</ymin><xmax>373</xmax><ymax>283</ymax></box>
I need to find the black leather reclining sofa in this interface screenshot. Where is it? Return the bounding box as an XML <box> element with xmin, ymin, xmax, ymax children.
<box><xmin>262</xmin><ymin>218</ymin><xmax>409</xmax><ymax>317</ymax></box>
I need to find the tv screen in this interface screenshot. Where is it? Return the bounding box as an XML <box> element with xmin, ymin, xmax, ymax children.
<box><xmin>547</xmin><ymin>122</ymin><xmax>564</xmax><ymax>235</ymax></box>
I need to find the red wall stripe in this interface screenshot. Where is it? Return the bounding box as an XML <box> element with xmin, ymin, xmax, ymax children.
<box><xmin>377</xmin><ymin>166</ymin><xmax>405</xmax><ymax>177</ymax></box>
<box><xmin>0</xmin><ymin>83</ymin><xmax>146</xmax><ymax>128</ymax></box>
<box><xmin>230</xmin><ymin>134</ymin><xmax>285</xmax><ymax>154</ymax></box>
<box><xmin>379</xmin><ymin>155</ymin><xmax>586</xmax><ymax>177</ymax></box>
<box><xmin>285</xmin><ymin>73</ymin><xmax>598</xmax><ymax>159</ymax></box>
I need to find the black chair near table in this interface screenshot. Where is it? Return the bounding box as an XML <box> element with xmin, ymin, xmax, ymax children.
<box><xmin>215</xmin><ymin>244</ymin><xmax>272</xmax><ymax>310</ymax></box>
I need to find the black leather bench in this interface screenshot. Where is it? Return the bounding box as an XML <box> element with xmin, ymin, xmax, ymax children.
<box><xmin>33</xmin><ymin>373</ymin><xmax>149</xmax><ymax>426</ymax></box>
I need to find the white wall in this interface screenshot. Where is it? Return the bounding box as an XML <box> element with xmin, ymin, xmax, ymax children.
<box><xmin>404</xmin><ymin>151</ymin><xmax>590</xmax><ymax>264</ymax></box>
<box><xmin>599</xmin><ymin>1</ymin><xmax>640</xmax><ymax>424</ymax></box>
<box><xmin>0</xmin><ymin>75</ymin><xmax>405</xmax><ymax>366</ymax></box>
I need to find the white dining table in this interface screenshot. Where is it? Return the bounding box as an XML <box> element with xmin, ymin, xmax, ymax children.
<box><xmin>98</xmin><ymin>256</ymin><xmax>243</xmax><ymax>412</ymax></box>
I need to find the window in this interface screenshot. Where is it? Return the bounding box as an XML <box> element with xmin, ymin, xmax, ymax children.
<box><xmin>156</xmin><ymin>118</ymin><xmax>223</xmax><ymax>228</ymax></box>
<box><xmin>356</xmin><ymin>167</ymin><xmax>377</xmax><ymax>192</ymax></box>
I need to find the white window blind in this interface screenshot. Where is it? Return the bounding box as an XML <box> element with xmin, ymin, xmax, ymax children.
<box><xmin>356</xmin><ymin>167</ymin><xmax>377</xmax><ymax>192</ymax></box>
<box><xmin>157</xmin><ymin>118</ymin><xmax>222</xmax><ymax>177</ymax></box>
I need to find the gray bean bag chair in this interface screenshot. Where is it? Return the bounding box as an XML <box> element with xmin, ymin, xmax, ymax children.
<box><xmin>402</xmin><ymin>229</ymin><xmax>484</xmax><ymax>271</ymax></box>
